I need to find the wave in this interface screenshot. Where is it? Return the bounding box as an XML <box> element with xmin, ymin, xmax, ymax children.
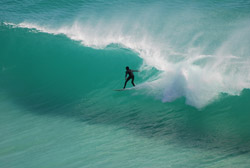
<box><xmin>2</xmin><ymin>6</ymin><xmax>250</xmax><ymax>108</ymax></box>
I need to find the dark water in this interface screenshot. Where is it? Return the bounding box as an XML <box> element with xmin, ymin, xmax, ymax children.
<box><xmin>1</xmin><ymin>0</ymin><xmax>250</xmax><ymax>167</ymax></box>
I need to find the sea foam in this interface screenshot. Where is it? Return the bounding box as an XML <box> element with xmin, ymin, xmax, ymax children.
<box><xmin>4</xmin><ymin>13</ymin><xmax>250</xmax><ymax>108</ymax></box>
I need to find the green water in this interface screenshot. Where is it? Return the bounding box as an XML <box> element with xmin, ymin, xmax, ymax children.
<box><xmin>1</xmin><ymin>0</ymin><xmax>250</xmax><ymax>167</ymax></box>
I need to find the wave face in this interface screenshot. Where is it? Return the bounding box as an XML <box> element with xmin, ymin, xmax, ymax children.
<box><xmin>1</xmin><ymin>0</ymin><xmax>250</xmax><ymax>168</ymax></box>
<box><xmin>2</xmin><ymin>0</ymin><xmax>250</xmax><ymax>107</ymax></box>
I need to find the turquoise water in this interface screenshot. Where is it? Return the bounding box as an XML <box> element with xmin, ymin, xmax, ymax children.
<box><xmin>1</xmin><ymin>0</ymin><xmax>250</xmax><ymax>167</ymax></box>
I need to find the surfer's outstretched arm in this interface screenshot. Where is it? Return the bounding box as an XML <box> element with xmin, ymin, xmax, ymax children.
<box><xmin>132</xmin><ymin>70</ymin><xmax>140</xmax><ymax>72</ymax></box>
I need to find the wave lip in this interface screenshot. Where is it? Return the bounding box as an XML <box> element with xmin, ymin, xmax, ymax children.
<box><xmin>3</xmin><ymin>18</ymin><xmax>250</xmax><ymax>108</ymax></box>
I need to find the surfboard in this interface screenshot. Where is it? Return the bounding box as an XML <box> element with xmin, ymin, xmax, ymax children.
<box><xmin>114</xmin><ymin>87</ymin><xmax>134</xmax><ymax>91</ymax></box>
<box><xmin>114</xmin><ymin>89</ymin><xmax>126</xmax><ymax>91</ymax></box>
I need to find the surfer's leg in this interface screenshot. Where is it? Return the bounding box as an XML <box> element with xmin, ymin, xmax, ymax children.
<box><xmin>123</xmin><ymin>77</ymin><xmax>131</xmax><ymax>89</ymax></box>
<box><xmin>131</xmin><ymin>77</ymin><xmax>135</xmax><ymax>86</ymax></box>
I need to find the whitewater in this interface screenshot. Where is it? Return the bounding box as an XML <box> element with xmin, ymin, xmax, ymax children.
<box><xmin>1</xmin><ymin>0</ymin><xmax>250</xmax><ymax>167</ymax></box>
<box><xmin>3</xmin><ymin>1</ymin><xmax>250</xmax><ymax>108</ymax></box>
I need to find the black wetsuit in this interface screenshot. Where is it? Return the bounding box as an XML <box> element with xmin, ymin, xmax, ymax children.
<box><xmin>124</xmin><ymin>69</ymin><xmax>135</xmax><ymax>89</ymax></box>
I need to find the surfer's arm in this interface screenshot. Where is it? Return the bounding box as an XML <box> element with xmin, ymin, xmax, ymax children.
<box><xmin>125</xmin><ymin>71</ymin><xmax>128</xmax><ymax>80</ymax></box>
<box><xmin>132</xmin><ymin>70</ymin><xmax>140</xmax><ymax>72</ymax></box>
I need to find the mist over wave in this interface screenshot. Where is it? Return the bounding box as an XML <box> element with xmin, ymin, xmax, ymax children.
<box><xmin>2</xmin><ymin>1</ymin><xmax>250</xmax><ymax>167</ymax></box>
<box><xmin>3</xmin><ymin>1</ymin><xmax>250</xmax><ymax>108</ymax></box>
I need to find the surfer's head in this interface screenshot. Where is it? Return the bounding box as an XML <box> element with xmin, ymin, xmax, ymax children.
<box><xmin>126</xmin><ymin>66</ymin><xmax>129</xmax><ymax>70</ymax></box>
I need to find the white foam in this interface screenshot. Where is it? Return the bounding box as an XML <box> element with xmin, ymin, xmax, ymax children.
<box><xmin>5</xmin><ymin>17</ymin><xmax>250</xmax><ymax>108</ymax></box>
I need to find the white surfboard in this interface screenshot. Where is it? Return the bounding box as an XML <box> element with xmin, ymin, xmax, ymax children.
<box><xmin>114</xmin><ymin>87</ymin><xmax>134</xmax><ymax>91</ymax></box>
<box><xmin>114</xmin><ymin>89</ymin><xmax>127</xmax><ymax>91</ymax></box>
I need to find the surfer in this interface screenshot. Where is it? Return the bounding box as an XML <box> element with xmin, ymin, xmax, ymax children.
<box><xmin>123</xmin><ymin>66</ymin><xmax>139</xmax><ymax>89</ymax></box>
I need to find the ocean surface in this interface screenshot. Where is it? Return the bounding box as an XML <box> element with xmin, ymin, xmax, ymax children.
<box><xmin>1</xmin><ymin>0</ymin><xmax>250</xmax><ymax>167</ymax></box>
